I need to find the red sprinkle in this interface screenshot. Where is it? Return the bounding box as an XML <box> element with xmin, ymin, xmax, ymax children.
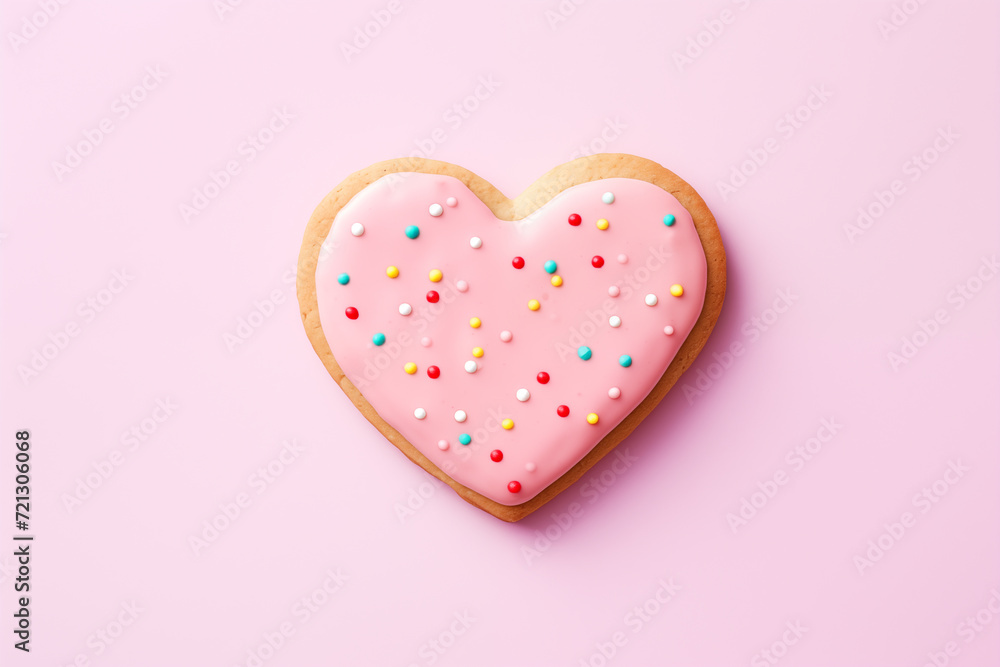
<box><xmin>536</xmin><ymin>371</ymin><xmax>550</xmax><ymax>384</ymax></box>
<box><xmin>508</xmin><ymin>481</ymin><xmax>522</xmax><ymax>493</ymax></box>
<box><xmin>557</xmin><ymin>405</ymin><xmax>570</xmax><ymax>417</ymax></box>
<box><xmin>426</xmin><ymin>290</ymin><xmax>439</xmax><ymax>303</ymax></box>
<box><xmin>512</xmin><ymin>256</ymin><xmax>525</xmax><ymax>269</ymax></box>
<box><xmin>345</xmin><ymin>307</ymin><xmax>359</xmax><ymax>320</ymax></box>
<box><xmin>592</xmin><ymin>255</ymin><xmax>605</xmax><ymax>268</ymax></box>
<box><xmin>427</xmin><ymin>366</ymin><xmax>440</xmax><ymax>379</ymax></box>
<box><xmin>490</xmin><ymin>450</ymin><xmax>504</xmax><ymax>462</ymax></box>
<box><xmin>568</xmin><ymin>213</ymin><xmax>582</xmax><ymax>226</ymax></box>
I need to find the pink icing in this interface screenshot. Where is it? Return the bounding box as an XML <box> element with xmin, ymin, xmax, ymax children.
<box><xmin>315</xmin><ymin>173</ymin><xmax>707</xmax><ymax>505</ymax></box>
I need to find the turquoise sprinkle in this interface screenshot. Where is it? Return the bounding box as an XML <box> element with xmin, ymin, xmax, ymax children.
<box><xmin>578</xmin><ymin>346</ymin><xmax>592</xmax><ymax>361</ymax></box>
<box><xmin>372</xmin><ymin>333</ymin><xmax>386</xmax><ymax>346</ymax></box>
<box><xmin>663</xmin><ymin>214</ymin><xmax>676</xmax><ymax>226</ymax></box>
<box><xmin>619</xmin><ymin>354</ymin><xmax>632</xmax><ymax>367</ymax></box>
<box><xmin>544</xmin><ymin>260</ymin><xmax>557</xmax><ymax>274</ymax></box>
<box><xmin>405</xmin><ymin>225</ymin><xmax>420</xmax><ymax>239</ymax></box>
<box><xmin>337</xmin><ymin>273</ymin><xmax>350</xmax><ymax>285</ymax></box>
<box><xmin>459</xmin><ymin>433</ymin><xmax>471</xmax><ymax>445</ymax></box>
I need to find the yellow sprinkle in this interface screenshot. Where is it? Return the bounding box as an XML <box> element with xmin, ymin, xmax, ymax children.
<box><xmin>551</xmin><ymin>275</ymin><xmax>563</xmax><ymax>287</ymax></box>
<box><xmin>528</xmin><ymin>299</ymin><xmax>541</xmax><ymax>311</ymax></box>
<box><xmin>596</xmin><ymin>218</ymin><xmax>610</xmax><ymax>230</ymax></box>
<box><xmin>586</xmin><ymin>413</ymin><xmax>599</xmax><ymax>425</ymax></box>
<box><xmin>502</xmin><ymin>418</ymin><xmax>514</xmax><ymax>430</ymax></box>
<box><xmin>670</xmin><ymin>284</ymin><xmax>684</xmax><ymax>297</ymax></box>
<box><xmin>472</xmin><ymin>347</ymin><xmax>484</xmax><ymax>358</ymax></box>
<box><xmin>404</xmin><ymin>362</ymin><xmax>417</xmax><ymax>375</ymax></box>
<box><xmin>386</xmin><ymin>266</ymin><xmax>399</xmax><ymax>278</ymax></box>
<box><xmin>470</xmin><ymin>317</ymin><xmax>481</xmax><ymax>328</ymax></box>
<box><xmin>429</xmin><ymin>269</ymin><xmax>443</xmax><ymax>282</ymax></box>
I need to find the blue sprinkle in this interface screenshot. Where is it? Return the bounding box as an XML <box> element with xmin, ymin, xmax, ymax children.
<box><xmin>459</xmin><ymin>433</ymin><xmax>471</xmax><ymax>445</ymax></box>
<box><xmin>544</xmin><ymin>260</ymin><xmax>558</xmax><ymax>274</ymax></box>
<box><xmin>337</xmin><ymin>273</ymin><xmax>350</xmax><ymax>285</ymax></box>
<box><xmin>578</xmin><ymin>346</ymin><xmax>592</xmax><ymax>361</ymax></box>
<box><xmin>619</xmin><ymin>354</ymin><xmax>632</xmax><ymax>367</ymax></box>
<box><xmin>405</xmin><ymin>225</ymin><xmax>420</xmax><ymax>239</ymax></box>
<box><xmin>663</xmin><ymin>214</ymin><xmax>676</xmax><ymax>227</ymax></box>
<box><xmin>372</xmin><ymin>333</ymin><xmax>386</xmax><ymax>346</ymax></box>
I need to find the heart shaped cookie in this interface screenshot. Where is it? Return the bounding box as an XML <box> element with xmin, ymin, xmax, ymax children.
<box><xmin>298</xmin><ymin>155</ymin><xmax>725</xmax><ymax>521</ymax></box>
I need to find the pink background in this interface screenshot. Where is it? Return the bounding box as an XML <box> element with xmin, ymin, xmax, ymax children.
<box><xmin>2</xmin><ymin>1</ymin><xmax>999</xmax><ymax>666</ymax></box>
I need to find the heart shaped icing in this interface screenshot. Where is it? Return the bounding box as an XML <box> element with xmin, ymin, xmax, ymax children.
<box><xmin>299</xmin><ymin>157</ymin><xmax>724</xmax><ymax>520</ymax></box>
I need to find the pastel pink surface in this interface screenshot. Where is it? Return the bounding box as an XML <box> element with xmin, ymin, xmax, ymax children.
<box><xmin>315</xmin><ymin>175</ymin><xmax>706</xmax><ymax>504</ymax></box>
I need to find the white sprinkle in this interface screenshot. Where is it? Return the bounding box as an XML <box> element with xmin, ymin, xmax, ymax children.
<box><xmin>499</xmin><ymin>330</ymin><xmax>512</xmax><ymax>342</ymax></box>
<box><xmin>454</xmin><ymin>410</ymin><xmax>467</xmax><ymax>423</ymax></box>
<box><xmin>429</xmin><ymin>203</ymin><xmax>443</xmax><ymax>217</ymax></box>
<box><xmin>664</xmin><ymin>325</ymin><xmax>675</xmax><ymax>335</ymax></box>
<box><xmin>609</xmin><ymin>316</ymin><xmax>622</xmax><ymax>328</ymax></box>
<box><xmin>516</xmin><ymin>388</ymin><xmax>530</xmax><ymax>402</ymax></box>
<box><xmin>470</xmin><ymin>236</ymin><xmax>482</xmax><ymax>249</ymax></box>
<box><xmin>414</xmin><ymin>408</ymin><xmax>427</xmax><ymax>420</ymax></box>
<box><xmin>399</xmin><ymin>303</ymin><xmax>412</xmax><ymax>316</ymax></box>
<box><xmin>437</xmin><ymin>440</ymin><xmax>449</xmax><ymax>450</ymax></box>
<box><xmin>420</xmin><ymin>337</ymin><xmax>432</xmax><ymax>347</ymax></box>
<box><xmin>617</xmin><ymin>254</ymin><xmax>628</xmax><ymax>264</ymax></box>
<box><xmin>350</xmin><ymin>223</ymin><xmax>365</xmax><ymax>237</ymax></box>
<box><xmin>602</xmin><ymin>192</ymin><xmax>615</xmax><ymax>204</ymax></box>
<box><xmin>446</xmin><ymin>197</ymin><xmax>458</xmax><ymax>207</ymax></box>
<box><xmin>608</xmin><ymin>387</ymin><xmax>621</xmax><ymax>399</ymax></box>
<box><xmin>464</xmin><ymin>360</ymin><xmax>478</xmax><ymax>373</ymax></box>
<box><xmin>608</xmin><ymin>285</ymin><xmax>620</xmax><ymax>297</ymax></box>
<box><xmin>456</xmin><ymin>280</ymin><xmax>469</xmax><ymax>292</ymax></box>
<box><xmin>645</xmin><ymin>294</ymin><xmax>658</xmax><ymax>306</ymax></box>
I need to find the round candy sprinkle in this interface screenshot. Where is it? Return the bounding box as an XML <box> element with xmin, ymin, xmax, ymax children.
<box><xmin>464</xmin><ymin>360</ymin><xmax>478</xmax><ymax>373</ymax></box>
<box><xmin>501</xmin><ymin>419</ymin><xmax>514</xmax><ymax>430</ymax></box>
<box><xmin>664</xmin><ymin>325</ymin><xmax>675</xmax><ymax>335</ymax></box>
<box><xmin>337</xmin><ymin>273</ymin><xmax>350</xmax><ymax>285</ymax></box>
<box><xmin>427</xmin><ymin>366</ymin><xmax>440</xmax><ymax>379</ymax></box>
<box><xmin>456</xmin><ymin>280</ymin><xmax>469</xmax><ymax>292</ymax></box>
<box><xmin>350</xmin><ymin>223</ymin><xmax>365</xmax><ymax>236</ymax></box>
<box><xmin>645</xmin><ymin>294</ymin><xmax>658</xmax><ymax>306</ymax></box>
<box><xmin>421</xmin><ymin>337</ymin><xmax>432</xmax><ymax>347</ymax></box>
<box><xmin>516</xmin><ymin>388</ymin><xmax>530</xmax><ymax>402</ymax></box>
<box><xmin>454</xmin><ymin>410</ymin><xmax>467</xmax><ymax>423</ymax></box>
<box><xmin>536</xmin><ymin>372</ymin><xmax>550</xmax><ymax>384</ymax></box>
<box><xmin>617</xmin><ymin>254</ymin><xmax>628</xmax><ymax>264</ymax></box>
<box><xmin>602</xmin><ymin>192</ymin><xmax>615</xmax><ymax>204</ymax></box>
<box><xmin>470</xmin><ymin>237</ymin><xmax>482</xmax><ymax>249</ymax></box>
<box><xmin>399</xmin><ymin>303</ymin><xmax>412</xmax><ymax>316</ymax></box>
<box><xmin>414</xmin><ymin>408</ymin><xmax>427</xmax><ymax>419</ymax></box>
<box><xmin>470</xmin><ymin>317</ymin><xmax>481</xmax><ymax>328</ymax></box>
<box><xmin>577</xmin><ymin>346</ymin><xmax>592</xmax><ymax>360</ymax></box>
<box><xmin>508</xmin><ymin>481</ymin><xmax>521</xmax><ymax>493</ymax></box>
<box><xmin>404</xmin><ymin>225</ymin><xmax>420</xmax><ymax>239</ymax></box>
<box><xmin>670</xmin><ymin>284</ymin><xmax>684</xmax><ymax>297</ymax></box>
<box><xmin>459</xmin><ymin>433</ymin><xmax>471</xmax><ymax>445</ymax></box>
<box><xmin>426</xmin><ymin>290</ymin><xmax>439</xmax><ymax>303</ymax></box>
<box><xmin>544</xmin><ymin>260</ymin><xmax>557</xmax><ymax>274</ymax></box>
<box><xmin>568</xmin><ymin>213</ymin><xmax>582</xmax><ymax>226</ymax></box>
<box><xmin>609</xmin><ymin>316</ymin><xmax>621</xmax><ymax>328</ymax></box>
<box><xmin>500</xmin><ymin>330</ymin><xmax>513</xmax><ymax>342</ymax></box>
<box><xmin>557</xmin><ymin>405</ymin><xmax>570</xmax><ymax>417</ymax></box>
<box><xmin>596</xmin><ymin>218</ymin><xmax>609</xmax><ymax>230</ymax></box>
<box><xmin>586</xmin><ymin>413</ymin><xmax>599</xmax><ymax>425</ymax></box>
<box><xmin>490</xmin><ymin>450</ymin><xmax>503</xmax><ymax>462</ymax></box>
<box><xmin>592</xmin><ymin>256</ymin><xmax>605</xmax><ymax>268</ymax></box>
<box><xmin>472</xmin><ymin>347</ymin><xmax>484</xmax><ymax>358</ymax></box>
<box><xmin>345</xmin><ymin>307</ymin><xmax>359</xmax><ymax>320</ymax></box>
<box><xmin>528</xmin><ymin>299</ymin><xmax>541</xmax><ymax>311</ymax></box>
<box><xmin>404</xmin><ymin>362</ymin><xmax>417</xmax><ymax>374</ymax></box>
<box><xmin>512</xmin><ymin>256</ymin><xmax>525</xmax><ymax>269</ymax></box>
<box><xmin>608</xmin><ymin>387</ymin><xmax>621</xmax><ymax>399</ymax></box>
<box><xmin>525</xmin><ymin>462</ymin><xmax>537</xmax><ymax>472</ymax></box>
<box><xmin>608</xmin><ymin>285</ymin><xmax>620</xmax><ymax>297</ymax></box>
<box><xmin>551</xmin><ymin>275</ymin><xmax>563</xmax><ymax>287</ymax></box>
<box><xmin>437</xmin><ymin>440</ymin><xmax>449</xmax><ymax>451</ymax></box>
<box><xmin>446</xmin><ymin>197</ymin><xmax>457</xmax><ymax>207</ymax></box>
<box><xmin>429</xmin><ymin>203</ymin><xmax>443</xmax><ymax>217</ymax></box>
<box><xmin>619</xmin><ymin>354</ymin><xmax>633</xmax><ymax>367</ymax></box>
<box><xmin>386</xmin><ymin>265</ymin><xmax>399</xmax><ymax>278</ymax></box>
<box><xmin>664</xmin><ymin>214</ymin><xmax>676</xmax><ymax>226</ymax></box>
<box><xmin>429</xmin><ymin>269</ymin><xmax>443</xmax><ymax>282</ymax></box>
<box><xmin>372</xmin><ymin>333</ymin><xmax>386</xmax><ymax>346</ymax></box>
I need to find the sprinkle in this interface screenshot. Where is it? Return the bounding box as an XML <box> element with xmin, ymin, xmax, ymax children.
<box><xmin>536</xmin><ymin>371</ymin><xmax>550</xmax><ymax>384</ymax></box>
<box><xmin>508</xmin><ymin>481</ymin><xmax>521</xmax><ymax>493</ymax></box>
<box><xmin>404</xmin><ymin>225</ymin><xmax>420</xmax><ymax>239</ymax></box>
<box><xmin>414</xmin><ymin>408</ymin><xmax>426</xmax><ymax>419</ymax></box>
<box><xmin>645</xmin><ymin>294</ymin><xmax>658</xmax><ymax>306</ymax></box>
<box><xmin>602</xmin><ymin>192</ymin><xmax>615</xmax><ymax>204</ymax></box>
<box><xmin>437</xmin><ymin>440</ymin><xmax>449</xmax><ymax>451</ymax></box>
<box><xmin>608</xmin><ymin>387</ymin><xmax>621</xmax><ymax>399</ymax></box>
<box><xmin>608</xmin><ymin>285</ymin><xmax>620</xmax><ymax>297</ymax></box>
<box><xmin>525</xmin><ymin>462</ymin><xmax>537</xmax><ymax>472</ymax></box>
<box><xmin>404</xmin><ymin>362</ymin><xmax>417</xmax><ymax>374</ymax></box>
<box><xmin>619</xmin><ymin>354</ymin><xmax>633</xmax><ymax>367</ymax></box>
<box><xmin>456</xmin><ymin>280</ymin><xmax>469</xmax><ymax>292</ymax></box>
<box><xmin>586</xmin><ymin>413</ymin><xmax>599</xmax><ymax>425</ymax></box>
<box><xmin>386</xmin><ymin>266</ymin><xmax>399</xmax><ymax>278</ymax></box>
<box><xmin>446</xmin><ymin>197</ymin><xmax>457</xmax><ymax>207</ymax></box>
<box><xmin>528</xmin><ymin>299</ymin><xmax>540</xmax><ymax>311</ymax></box>
<box><xmin>426</xmin><ymin>290</ymin><xmax>439</xmax><ymax>303</ymax></box>
<box><xmin>429</xmin><ymin>203</ymin><xmax>443</xmax><ymax>217</ymax></box>
<box><xmin>664</xmin><ymin>326</ymin><xmax>675</xmax><ymax>335</ymax></box>
<box><xmin>399</xmin><ymin>303</ymin><xmax>412</xmax><ymax>316</ymax></box>
<box><xmin>459</xmin><ymin>433</ymin><xmax>471</xmax><ymax>445</ymax></box>
<box><xmin>427</xmin><ymin>366</ymin><xmax>440</xmax><ymax>379</ymax></box>
<box><xmin>568</xmin><ymin>213</ymin><xmax>582</xmax><ymax>226</ymax></box>
<box><xmin>502</xmin><ymin>418</ymin><xmax>514</xmax><ymax>430</ymax></box>
<box><xmin>470</xmin><ymin>317</ymin><xmax>481</xmax><ymax>328</ymax></box>
<box><xmin>512</xmin><ymin>257</ymin><xmax>525</xmax><ymax>269</ymax></box>
<box><xmin>470</xmin><ymin>237</ymin><xmax>482</xmax><ymax>249</ymax></box>
<box><xmin>664</xmin><ymin>214</ymin><xmax>676</xmax><ymax>226</ymax></box>
<box><xmin>345</xmin><ymin>307</ymin><xmax>359</xmax><ymax>320</ymax></box>
<box><xmin>617</xmin><ymin>254</ymin><xmax>628</xmax><ymax>264</ymax></box>
<box><xmin>516</xmin><ymin>388</ymin><xmax>530</xmax><ymax>402</ymax></box>
<box><xmin>544</xmin><ymin>260</ymin><xmax>557</xmax><ymax>274</ymax></box>
<box><xmin>350</xmin><ymin>223</ymin><xmax>365</xmax><ymax>236</ymax></box>
<box><xmin>670</xmin><ymin>284</ymin><xmax>684</xmax><ymax>297</ymax></box>
<box><xmin>500</xmin><ymin>330</ymin><xmax>513</xmax><ymax>342</ymax></box>
<box><xmin>421</xmin><ymin>337</ymin><xmax>432</xmax><ymax>347</ymax></box>
<box><xmin>372</xmin><ymin>333</ymin><xmax>386</xmax><ymax>346</ymax></box>
<box><xmin>454</xmin><ymin>410</ymin><xmax>467</xmax><ymax>423</ymax></box>
<box><xmin>472</xmin><ymin>347</ymin><xmax>484</xmax><ymax>358</ymax></box>
<box><xmin>337</xmin><ymin>273</ymin><xmax>350</xmax><ymax>285</ymax></box>
<box><xmin>557</xmin><ymin>405</ymin><xmax>569</xmax><ymax>417</ymax></box>
<box><xmin>551</xmin><ymin>275</ymin><xmax>563</xmax><ymax>287</ymax></box>
<box><xmin>490</xmin><ymin>450</ymin><xmax>503</xmax><ymax>462</ymax></box>
<box><xmin>609</xmin><ymin>316</ymin><xmax>621</xmax><ymax>328</ymax></box>
<box><xmin>464</xmin><ymin>360</ymin><xmax>478</xmax><ymax>373</ymax></box>
<box><xmin>596</xmin><ymin>218</ymin><xmax>609</xmax><ymax>230</ymax></box>
<box><xmin>429</xmin><ymin>269</ymin><xmax>443</xmax><ymax>282</ymax></box>
<box><xmin>577</xmin><ymin>346</ymin><xmax>592</xmax><ymax>360</ymax></box>
<box><xmin>592</xmin><ymin>256</ymin><xmax>604</xmax><ymax>268</ymax></box>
